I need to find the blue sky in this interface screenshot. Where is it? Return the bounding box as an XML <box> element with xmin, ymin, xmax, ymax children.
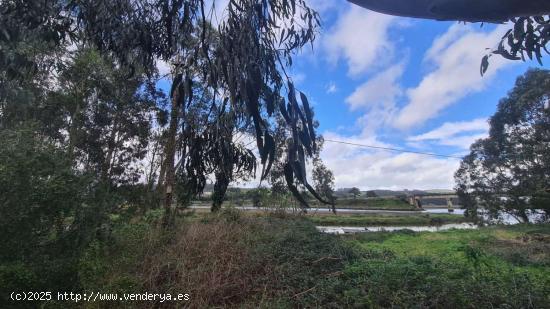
<box><xmin>277</xmin><ymin>0</ymin><xmax>547</xmax><ymax>190</ymax></box>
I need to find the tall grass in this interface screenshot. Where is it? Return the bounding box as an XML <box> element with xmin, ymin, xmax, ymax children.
<box><xmin>77</xmin><ymin>211</ymin><xmax>549</xmax><ymax>308</ymax></box>
<box><xmin>137</xmin><ymin>209</ymin><xmax>355</xmax><ymax>308</ymax></box>
<box><xmin>141</xmin><ymin>218</ymin><xmax>271</xmax><ymax>307</ymax></box>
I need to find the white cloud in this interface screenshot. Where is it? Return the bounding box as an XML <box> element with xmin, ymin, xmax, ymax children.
<box><xmin>307</xmin><ymin>0</ymin><xmax>340</xmax><ymax>15</ymax></box>
<box><xmin>321</xmin><ymin>132</ymin><xmax>459</xmax><ymax>190</ymax></box>
<box><xmin>322</xmin><ymin>131</ymin><xmax>392</xmax><ymax>160</ymax></box>
<box><xmin>409</xmin><ymin>118</ymin><xmax>489</xmax><ymax>149</ymax></box>
<box><xmin>156</xmin><ymin>60</ymin><xmax>171</xmax><ymax>78</ymax></box>
<box><xmin>326</xmin><ymin>82</ymin><xmax>338</xmax><ymax>94</ymax></box>
<box><xmin>324</xmin><ymin>6</ymin><xmax>396</xmax><ymax>76</ymax></box>
<box><xmin>394</xmin><ymin>23</ymin><xmax>514</xmax><ymax>129</ymax></box>
<box><xmin>394</xmin><ymin>24</ymin><xmax>511</xmax><ymax>129</ymax></box>
<box><xmin>409</xmin><ymin>118</ymin><xmax>488</xmax><ymax>141</ymax></box>
<box><xmin>438</xmin><ymin>133</ymin><xmax>487</xmax><ymax>149</ymax></box>
<box><xmin>346</xmin><ymin>64</ymin><xmax>403</xmax><ymax>111</ymax></box>
<box><xmin>345</xmin><ymin>64</ymin><xmax>404</xmax><ymax>134</ymax></box>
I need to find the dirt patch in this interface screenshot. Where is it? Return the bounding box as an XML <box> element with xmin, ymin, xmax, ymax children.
<box><xmin>517</xmin><ymin>233</ymin><xmax>550</xmax><ymax>243</ymax></box>
<box><xmin>487</xmin><ymin>233</ymin><xmax>550</xmax><ymax>266</ymax></box>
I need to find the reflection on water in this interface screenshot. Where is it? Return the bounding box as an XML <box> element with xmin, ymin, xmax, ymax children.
<box><xmin>317</xmin><ymin>209</ymin><xmax>546</xmax><ymax>235</ymax></box>
<box><xmin>317</xmin><ymin>223</ymin><xmax>479</xmax><ymax>235</ymax></box>
<box><xmin>189</xmin><ymin>205</ymin><xmax>544</xmax><ymax>226</ymax></box>
<box><xmin>423</xmin><ymin>208</ymin><xmax>465</xmax><ymax>215</ymax></box>
<box><xmin>423</xmin><ymin>208</ymin><xmax>544</xmax><ymax>224</ymax></box>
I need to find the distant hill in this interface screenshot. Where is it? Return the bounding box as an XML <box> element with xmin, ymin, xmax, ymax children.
<box><xmin>424</xmin><ymin>189</ymin><xmax>455</xmax><ymax>194</ymax></box>
<box><xmin>334</xmin><ymin>188</ymin><xmax>456</xmax><ymax>198</ymax></box>
<box><xmin>221</xmin><ymin>186</ymin><xmax>456</xmax><ymax>197</ymax></box>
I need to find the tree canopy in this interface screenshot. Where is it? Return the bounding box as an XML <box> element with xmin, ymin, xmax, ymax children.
<box><xmin>455</xmin><ymin>69</ymin><xmax>550</xmax><ymax>223</ymax></box>
<box><xmin>0</xmin><ymin>0</ymin><xmax>331</xmax><ymax>214</ymax></box>
<box><xmin>349</xmin><ymin>187</ymin><xmax>361</xmax><ymax>199</ymax></box>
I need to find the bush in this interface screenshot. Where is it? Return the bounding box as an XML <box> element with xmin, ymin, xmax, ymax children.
<box><xmin>0</xmin><ymin>127</ymin><xmax>85</xmax><ymax>260</ymax></box>
<box><xmin>0</xmin><ymin>127</ymin><xmax>88</xmax><ymax>307</ymax></box>
<box><xmin>0</xmin><ymin>126</ymin><xmax>120</xmax><ymax>307</ymax></box>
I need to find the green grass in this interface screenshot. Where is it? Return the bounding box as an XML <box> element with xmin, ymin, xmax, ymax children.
<box><xmin>309</xmin><ymin>197</ymin><xmax>417</xmax><ymax>210</ymax></box>
<box><xmin>73</xmin><ymin>210</ymin><xmax>357</xmax><ymax>308</ymax></box>
<box><xmin>309</xmin><ymin>213</ymin><xmax>471</xmax><ymax>226</ymax></box>
<box><xmin>336</xmin><ymin>197</ymin><xmax>415</xmax><ymax>210</ymax></box>
<box><xmin>346</xmin><ymin>224</ymin><xmax>549</xmax><ymax>261</ymax></box>
<box><xmin>341</xmin><ymin>224</ymin><xmax>550</xmax><ymax>308</ymax></box>
<box><xmin>68</xmin><ymin>211</ymin><xmax>550</xmax><ymax>308</ymax></box>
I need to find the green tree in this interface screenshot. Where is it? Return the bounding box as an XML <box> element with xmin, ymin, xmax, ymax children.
<box><xmin>366</xmin><ymin>190</ymin><xmax>378</xmax><ymax>198</ymax></box>
<box><xmin>0</xmin><ymin>126</ymin><xmax>98</xmax><ymax>303</ymax></box>
<box><xmin>455</xmin><ymin>69</ymin><xmax>550</xmax><ymax>223</ymax></box>
<box><xmin>2</xmin><ymin>0</ymin><xmax>325</xmax><ymax>221</ymax></box>
<box><xmin>312</xmin><ymin>157</ymin><xmax>336</xmax><ymax>211</ymax></box>
<box><xmin>268</xmin><ymin>115</ymin><xmax>293</xmax><ymax>195</ymax></box>
<box><xmin>0</xmin><ymin>126</ymin><xmax>84</xmax><ymax>259</ymax></box>
<box><xmin>349</xmin><ymin>187</ymin><xmax>361</xmax><ymax>199</ymax></box>
<box><xmin>247</xmin><ymin>187</ymin><xmax>271</xmax><ymax>208</ymax></box>
<box><xmin>267</xmin><ymin>116</ymin><xmax>336</xmax><ymax>209</ymax></box>
<box><xmin>44</xmin><ymin>48</ymin><xmax>161</xmax><ymax>185</ymax></box>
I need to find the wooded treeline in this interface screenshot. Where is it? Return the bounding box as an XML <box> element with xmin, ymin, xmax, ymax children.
<box><xmin>0</xmin><ymin>0</ymin><xmax>339</xmax><ymax>302</ymax></box>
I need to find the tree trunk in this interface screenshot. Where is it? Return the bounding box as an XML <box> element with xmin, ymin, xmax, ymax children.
<box><xmin>211</xmin><ymin>171</ymin><xmax>230</xmax><ymax>212</ymax></box>
<box><xmin>519</xmin><ymin>209</ymin><xmax>530</xmax><ymax>223</ymax></box>
<box><xmin>67</xmin><ymin>100</ymin><xmax>81</xmax><ymax>162</ymax></box>
<box><xmin>155</xmin><ymin>151</ymin><xmax>166</xmax><ymax>209</ymax></box>
<box><xmin>161</xmin><ymin>86</ymin><xmax>180</xmax><ymax>227</ymax></box>
<box><xmin>102</xmin><ymin>117</ymin><xmax>120</xmax><ymax>182</ymax></box>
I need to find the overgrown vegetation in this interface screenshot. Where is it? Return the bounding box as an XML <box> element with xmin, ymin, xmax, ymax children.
<box><xmin>75</xmin><ymin>211</ymin><xmax>357</xmax><ymax>308</ymax></box>
<box><xmin>23</xmin><ymin>211</ymin><xmax>548</xmax><ymax>308</ymax></box>
<box><xmin>0</xmin><ymin>0</ymin><xmax>334</xmax><ymax>305</ymax></box>
<box><xmin>343</xmin><ymin>224</ymin><xmax>550</xmax><ymax>308</ymax></box>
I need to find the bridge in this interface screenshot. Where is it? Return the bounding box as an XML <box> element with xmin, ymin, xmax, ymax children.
<box><xmin>407</xmin><ymin>195</ymin><xmax>460</xmax><ymax>209</ymax></box>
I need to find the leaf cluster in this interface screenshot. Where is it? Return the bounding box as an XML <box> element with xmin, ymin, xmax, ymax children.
<box><xmin>482</xmin><ymin>16</ymin><xmax>550</xmax><ymax>75</ymax></box>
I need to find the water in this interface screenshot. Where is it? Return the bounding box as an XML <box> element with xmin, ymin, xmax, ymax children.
<box><xmin>423</xmin><ymin>208</ymin><xmax>465</xmax><ymax>215</ymax></box>
<box><xmin>422</xmin><ymin>208</ymin><xmax>545</xmax><ymax>224</ymax></box>
<box><xmin>316</xmin><ymin>209</ymin><xmax>545</xmax><ymax>235</ymax></box>
<box><xmin>317</xmin><ymin>223</ymin><xmax>479</xmax><ymax>235</ymax></box>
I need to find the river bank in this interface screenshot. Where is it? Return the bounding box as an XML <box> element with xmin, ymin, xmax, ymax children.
<box><xmin>309</xmin><ymin>212</ymin><xmax>470</xmax><ymax>227</ymax></box>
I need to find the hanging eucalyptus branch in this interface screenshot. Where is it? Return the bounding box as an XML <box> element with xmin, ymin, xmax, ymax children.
<box><xmin>482</xmin><ymin>15</ymin><xmax>550</xmax><ymax>75</ymax></box>
<box><xmin>1</xmin><ymin>0</ymin><xmax>330</xmax><ymax>209</ymax></box>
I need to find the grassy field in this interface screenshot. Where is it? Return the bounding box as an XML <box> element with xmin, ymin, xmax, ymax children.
<box><xmin>212</xmin><ymin>196</ymin><xmax>418</xmax><ymax>211</ymax></box>
<box><xmin>342</xmin><ymin>224</ymin><xmax>550</xmax><ymax>307</ymax></box>
<box><xmin>313</xmin><ymin>197</ymin><xmax>417</xmax><ymax>210</ymax></box>
<box><xmin>308</xmin><ymin>212</ymin><xmax>472</xmax><ymax>226</ymax></box>
<box><xmin>68</xmin><ymin>210</ymin><xmax>550</xmax><ymax>308</ymax></box>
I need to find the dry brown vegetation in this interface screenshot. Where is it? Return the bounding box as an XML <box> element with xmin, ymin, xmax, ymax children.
<box><xmin>141</xmin><ymin>219</ymin><xmax>273</xmax><ymax>308</ymax></box>
<box><xmin>133</xmin><ymin>209</ymin><xmax>354</xmax><ymax>308</ymax></box>
<box><xmin>487</xmin><ymin>233</ymin><xmax>550</xmax><ymax>266</ymax></box>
